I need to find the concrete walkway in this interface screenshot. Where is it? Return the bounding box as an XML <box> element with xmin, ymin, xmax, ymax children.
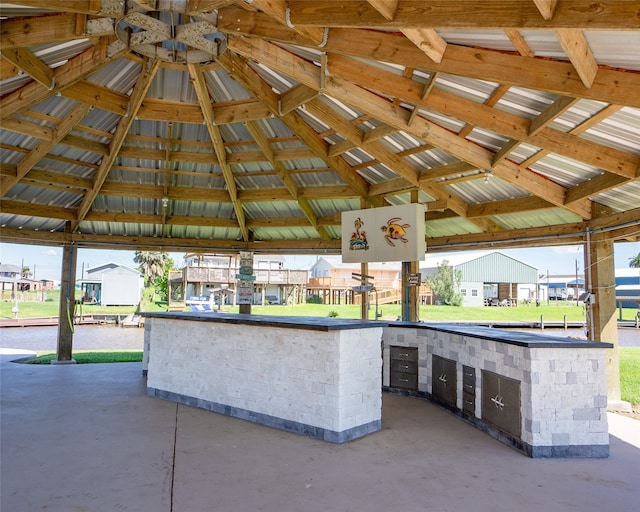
<box><xmin>1</xmin><ymin>352</ymin><xmax>638</xmax><ymax>512</ymax></box>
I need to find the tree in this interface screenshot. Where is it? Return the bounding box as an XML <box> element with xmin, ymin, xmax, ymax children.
<box><xmin>629</xmin><ymin>252</ymin><xmax>640</xmax><ymax>269</ymax></box>
<box><xmin>134</xmin><ymin>251</ymin><xmax>169</xmax><ymax>284</ymax></box>
<box><xmin>427</xmin><ymin>260</ymin><xmax>463</xmax><ymax>306</ymax></box>
<box><xmin>134</xmin><ymin>251</ymin><xmax>175</xmax><ymax>303</ymax></box>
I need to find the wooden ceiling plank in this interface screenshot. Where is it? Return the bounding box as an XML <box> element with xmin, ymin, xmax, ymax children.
<box><xmin>491</xmin><ymin>139</ymin><xmax>520</xmax><ymax>166</ymax></box>
<box><xmin>0</xmin><ymin>103</ymin><xmax>91</xmax><ymax>195</ymax></box>
<box><xmin>73</xmin><ymin>59</ymin><xmax>160</xmax><ymax>231</ymax></box>
<box><xmin>0</xmin><ymin>47</ymin><xmax>53</xmax><ymax>88</ymax></box>
<box><xmin>187</xmin><ymin>62</ymin><xmax>249</xmax><ymax>241</ymax></box>
<box><xmin>554</xmin><ymin>29</ymin><xmax>599</xmax><ymax>89</ymax></box>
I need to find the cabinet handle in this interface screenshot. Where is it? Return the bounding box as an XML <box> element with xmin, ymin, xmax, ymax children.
<box><xmin>402</xmin><ymin>365</ymin><xmax>409</xmax><ymax>369</ymax></box>
<box><xmin>491</xmin><ymin>395</ymin><xmax>505</xmax><ymax>409</ymax></box>
<box><xmin>438</xmin><ymin>374</ymin><xmax>447</xmax><ymax>384</ymax></box>
<box><xmin>400</xmin><ymin>353</ymin><xmax>409</xmax><ymax>357</ymax></box>
<box><xmin>400</xmin><ymin>378</ymin><xmax>409</xmax><ymax>382</ymax></box>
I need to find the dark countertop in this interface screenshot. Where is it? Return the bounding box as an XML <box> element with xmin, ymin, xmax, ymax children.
<box><xmin>141</xmin><ymin>311</ymin><xmax>387</xmax><ymax>332</ymax></box>
<box><xmin>391</xmin><ymin>321</ymin><xmax>614</xmax><ymax>349</ymax></box>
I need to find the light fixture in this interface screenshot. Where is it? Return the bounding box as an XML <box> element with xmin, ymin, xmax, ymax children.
<box><xmin>162</xmin><ymin>196</ymin><xmax>169</xmax><ymax>208</ymax></box>
<box><xmin>484</xmin><ymin>171</ymin><xmax>493</xmax><ymax>183</ymax></box>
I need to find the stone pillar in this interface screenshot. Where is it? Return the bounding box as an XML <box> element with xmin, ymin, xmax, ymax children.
<box><xmin>585</xmin><ymin>233</ymin><xmax>624</xmax><ymax>407</ymax></box>
<box><xmin>55</xmin><ymin>240</ymin><xmax>77</xmax><ymax>364</ymax></box>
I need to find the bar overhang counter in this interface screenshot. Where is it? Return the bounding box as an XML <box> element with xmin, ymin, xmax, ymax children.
<box><xmin>142</xmin><ymin>312</ymin><xmax>384</xmax><ymax>443</ymax></box>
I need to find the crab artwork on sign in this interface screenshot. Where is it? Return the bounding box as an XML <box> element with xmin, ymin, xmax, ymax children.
<box><xmin>380</xmin><ymin>217</ymin><xmax>411</xmax><ymax>247</ymax></box>
<box><xmin>349</xmin><ymin>217</ymin><xmax>369</xmax><ymax>251</ymax></box>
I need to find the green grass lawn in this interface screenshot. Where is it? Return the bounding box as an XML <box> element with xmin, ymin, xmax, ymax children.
<box><xmin>3</xmin><ymin>291</ymin><xmax>639</xmax><ymax>322</ymax></box>
<box><xmin>620</xmin><ymin>347</ymin><xmax>640</xmax><ymax>406</ymax></box>
<box><xmin>21</xmin><ymin>350</ymin><xmax>143</xmax><ymax>364</ymax></box>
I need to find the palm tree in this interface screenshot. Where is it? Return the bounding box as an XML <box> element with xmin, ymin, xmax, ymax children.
<box><xmin>629</xmin><ymin>252</ymin><xmax>640</xmax><ymax>269</ymax></box>
<box><xmin>134</xmin><ymin>251</ymin><xmax>170</xmax><ymax>285</ymax></box>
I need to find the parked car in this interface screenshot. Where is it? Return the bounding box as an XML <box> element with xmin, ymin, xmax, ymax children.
<box><xmin>265</xmin><ymin>295</ymin><xmax>280</xmax><ymax>305</ymax></box>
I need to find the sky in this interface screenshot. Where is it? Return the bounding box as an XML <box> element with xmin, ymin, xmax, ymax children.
<box><xmin>1</xmin><ymin>241</ymin><xmax>639</xmax><ymax>282</ymax></box>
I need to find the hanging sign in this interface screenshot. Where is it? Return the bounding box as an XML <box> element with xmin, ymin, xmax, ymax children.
<box><xmin>237</xmin><ymin>251</ymin><xmax>254</xmax><ymax>305</ymax></box>
<box><xmin>341</xmin><ymin>203</ymin><xmax>426</xmax><ymax>263</ymax></box>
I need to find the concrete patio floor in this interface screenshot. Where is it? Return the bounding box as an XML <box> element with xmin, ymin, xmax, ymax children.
<box><xmin>1</xmin><ymin>352</ymin><xmax>638</xmax><ymax>512</ymax></box>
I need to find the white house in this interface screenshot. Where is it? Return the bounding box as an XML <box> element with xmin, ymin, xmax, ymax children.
<box><xmin>80</xmin><ymin>263</ymin><xmax>144</xmax><ymax>306</ymax></box>
<box><xmin>420</xmin><ymin>251</ymin><xmax>539</xmax><ymax>307</ymax></box>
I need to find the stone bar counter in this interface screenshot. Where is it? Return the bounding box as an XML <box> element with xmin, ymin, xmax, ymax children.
<box><xmin>142</xmin><ymin>312</ymin><xmax>384</xmax><ymax>443</ymax></box>
<box><xmin>382</xmin><ymin>323</ymin><xmax>613</xmax><ymax>458</ymax></box>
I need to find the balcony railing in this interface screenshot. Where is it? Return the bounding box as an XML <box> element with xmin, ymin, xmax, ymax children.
<box><xmin>183</xmin><ymin>267</ymin><xmax>308</xmax><ymax>285</ymax></box>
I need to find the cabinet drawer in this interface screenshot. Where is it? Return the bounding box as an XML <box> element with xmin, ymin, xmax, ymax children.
<box><xmin>462</xmin><ymin>365</ymin><xmax>476</xmax><ymax>386</ymax></box>
<box><xmin>462</xmin><ymin>390</ymin><xmax>475</xmax><ymax>414</ymax></box>
<box><xmin>391</xmin><ymin>359</ymin><xmax>418</xmax><ymax>374</ymax></box>
<box><xmin>390</xmin><ymin>372</ymin><xmax>418</xmax><ymax>390</ymax></box>
<box><xmin>390</xmin><ymin>346</ymin><xmax>418</xmax><ymax>362</ymax></box>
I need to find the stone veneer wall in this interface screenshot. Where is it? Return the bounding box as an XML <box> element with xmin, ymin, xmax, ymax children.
<box><xmin>145</xmin><ymin>317</ymin><xmax>382</xmax><ymax>443</ymax></box>
<box><xmin>382</xmin><ymin>326</ymin><xmax>610</xmax><ymax>458</ymax></box>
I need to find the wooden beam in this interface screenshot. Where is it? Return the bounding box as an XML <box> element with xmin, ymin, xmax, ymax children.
<box><xmin>533</xmin><ymin>0</ymin><xmax>559</xmax><ymax>20</ymax></box>
<box><xmin>529</xmin><ymin>96</ymin><xmax>579</xmax><ymax>136</ymax></box>
<box><xmin>279</xmin><ymin>84</ymin><xmax>318</xmax><ymax>115</ymax></box>
<box><xmin>0</xmin><ymin>48</ymin><xmax>53</xmax><ymax>88</ymax></box>
<box><xmin>249</xmin><ymin>0</ymin><xmax>328</xmax><ymax>46</ymax></box>
<box><xmin>504</xmin><ymin>29</ymin><xmax>535</xmax><ymax>57</ymax></box>
<box><xmin>187</xmin><ymin>62</ymin><xmax>249</xmax><ymax>242</ymax></box>
<box><xmin>321</xmin><ymin>28</ymin><xmax>640</xmax><ymax>108</ymax></box>
<box><xmin>555</xmin><ymin>29</ymin><xmax>599</xmax><ymax>89</ymax></box>
<box><xmin>324</xmin><ymin>54</ymin><xmax>639</xmax><ymax>179</ymax></box>
<box><xmin>61</xmin><ymin>81</ymin><xmax>129</xmax><ymax>117</ymax></box>
<box><xmin>0</xmin><ymin>103</ymin><xmax>91</xmax><ymax>195</ymax></box>
<box><xmin>73</xmin><ymin>59</ymin><xmax>160</xmax><ymax>231</ymax></box>
<box><xmin>367</xmin><ymin>0</ymin><xmax>399</xmax><ymax>20</ymax></box>
<box><xmin>287</xmin><ymin>1</ymin><xmax>640</xmax><ymax>29</ymax></box>
<box><xmin>400</xmin><ymin>28</ymin><xmax>447</xmax><ymax>63</ymax></box>
<box><xmin>0</xmin><ymin>39</ymin><xmax>129</xmax><ymax>121</ymax></box>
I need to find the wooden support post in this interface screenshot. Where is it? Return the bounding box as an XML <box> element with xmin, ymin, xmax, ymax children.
<box><xmin>402</xmin><ymin>190</ymin><xmax>420</xmax><ymax>322</ymax></box>
<box><xmin>360</xmin><ymin>262</ymin><xmax>369</xmax><ymax>320</ymax></box>
<box><xmin>55</xmin><ymin>237</ymin><xmax>77</xmax><ymax>364</ymax></box>
<box><xmin>586</xmin><ymin>233</ymin><xmax>622</xmax><ymax>403</ymax></box>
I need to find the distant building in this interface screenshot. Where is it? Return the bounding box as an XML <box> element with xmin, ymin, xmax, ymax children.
<box><xmin>177</xmin><ymin>254</ymin><xmax>308</xmax><ymax>306</ymax></box>
<box><xmin>307</xmin><ymin>256</ymin><xmax>432</xmax><ymax>305</ymax></box>
<box><xmin>421</xmin><ymin>252</ymin><xmax>539</xmax><ymax>307</ymax></box>
<box><xmin>79</xmin><ymin>263</ymin><xmax>143</xmax><ymax>306</ymax></box>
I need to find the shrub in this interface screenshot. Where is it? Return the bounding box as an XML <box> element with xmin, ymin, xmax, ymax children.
<box><xmin>306</xmin><ymin>294</ymin><xmax>323</xmax><ymax>304</ymax></box>
<box><xmin>328</xmin><ymin>310</ymin><xmax>339</xmax><ymax>317</ymax></box>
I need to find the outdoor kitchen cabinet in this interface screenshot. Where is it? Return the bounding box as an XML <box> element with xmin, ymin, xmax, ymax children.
<box><xmin>481</xmin><ymin>370</ymin><xmax>522</xmax><ymax>439</ymax></box>
<box><xmin>431</xmin><ymin>355</ymin><xmax>457</xmax><ymax>408</ymax></box>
